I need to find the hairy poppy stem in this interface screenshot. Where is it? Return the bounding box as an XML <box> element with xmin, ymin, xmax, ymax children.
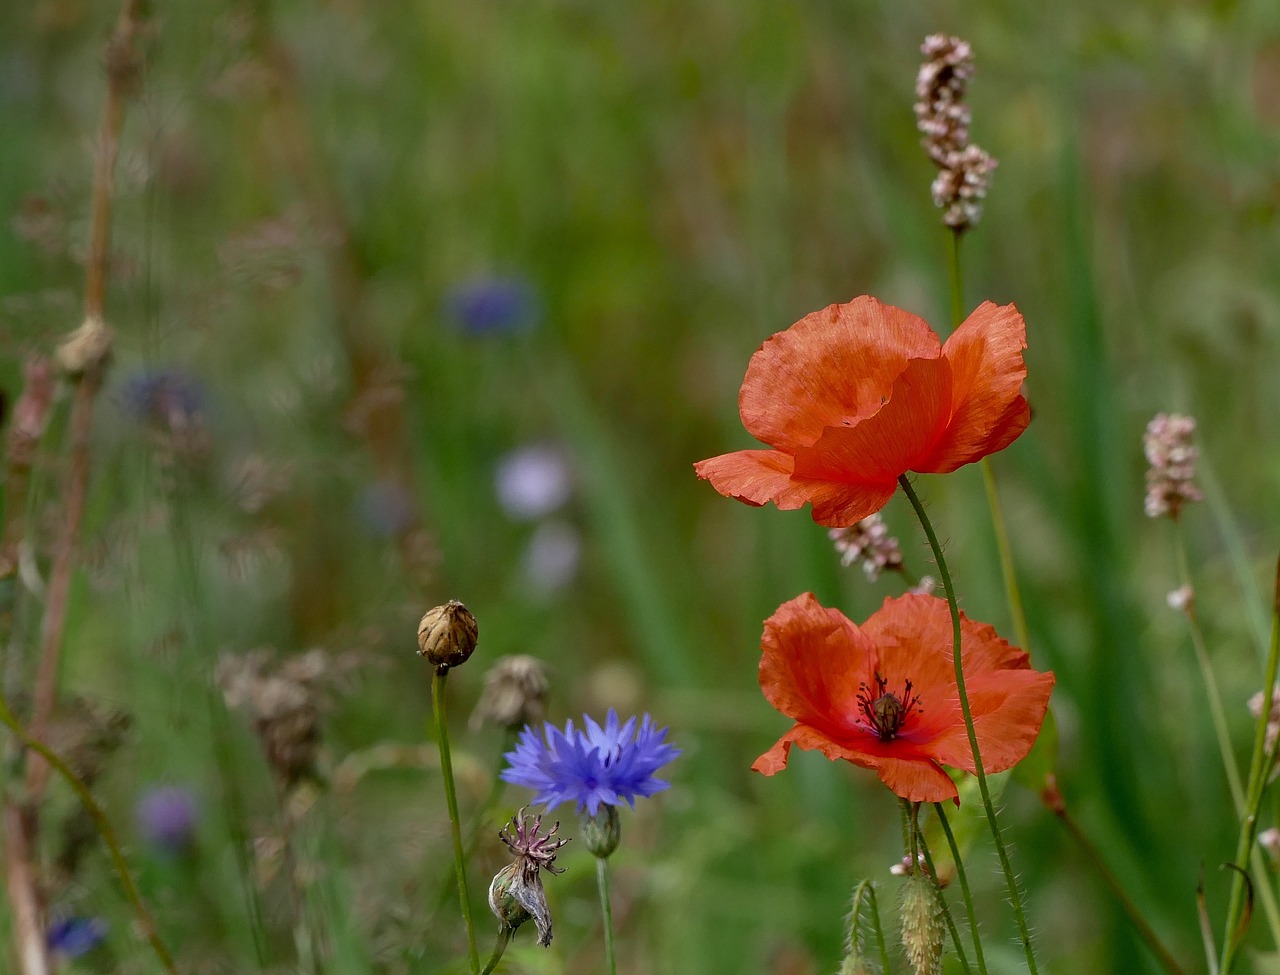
<box><xmin>933</xmin><ymin>802</ymin><xmax>989</xmax><ymax>975</ymax></box>
<box><xmin>916</xmin><ymin>815</ymin><xmax>976</xmax><ymax>975</ymax></box>
<box><xmin>1220</xmin><ymin>555</ymin><xmax>1280</xmax><ymax>972</ymax></box>
<box><xmin>848</xmin><ymin>880</ymin><xmax>893</xmax><ymax>974</ymax></box>
<box><xmin>898</xmin><ymin>474</ymin><xmax>1040</xmax><ymax>975</ymax></box>
<box><xmin>432</xmin><ymin>669</ymin><xmax>480</xmax><ymax>974</ymax></box>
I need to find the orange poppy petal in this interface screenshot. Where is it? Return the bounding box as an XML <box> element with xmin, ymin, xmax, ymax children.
<box><xmin>928</xmin><ymin>668</ymin><xmax>1055</xmax><ymax>774</ymax></box>
<box><xmin>693</xmin><ymin>449</ymin><xmax>796</xmax><ymax>507</ymax></box>
<box><xmin>738</xmin><ymin>297</ymin><xmax>940</xmax><ymax>452</ymax></box>
<box><xmin>793</xmin><ymin>357</ymin><xmax>952</xmax><ymax>484</ymax></box>
<box><xmin>921</xmin><ymin>301</ymin><xmax>1029</xmax><ymax>472</ymax></box>
<box><xmin>875</xmin><ymin>755</ymin><xmax>960</xmax><ymax>804</ymax></box>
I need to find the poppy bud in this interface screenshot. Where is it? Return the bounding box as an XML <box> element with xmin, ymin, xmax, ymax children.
<box><xmin>579</xmin><ymin>804</ymin><xmax>620</xmax><ymax>860</ymax></box>
<box><xmin>417</xmin><ymin>600</ymin><xmax>478</xmax><ymax>672</ymax></box>
<box><xmin>899</xmin><ymin>873</ymin><xmax>944</xmax><ymax>975</ymax></box>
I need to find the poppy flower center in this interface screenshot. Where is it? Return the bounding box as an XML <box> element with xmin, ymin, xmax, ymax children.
<box><xmin>857</xmin><ymin>673</ymin><xmax>922</xmax><ymax>741</ymax></box>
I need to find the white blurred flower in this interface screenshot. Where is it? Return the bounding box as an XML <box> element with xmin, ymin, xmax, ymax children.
<box><xmin>496</xmin><ymin>445</ymin><xmax>572</xmax><ymax>520</ymax></box>
<box><xmin>1166</xmin><ymin>585</ymin><xmax>1194</xmax><ymax>612</ymax></box>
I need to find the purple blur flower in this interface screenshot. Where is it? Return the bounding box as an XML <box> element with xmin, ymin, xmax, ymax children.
<box><xmin>355</xmin><ymin>481</ymin><xmax>415</xmax><ymax>537</ymax></box>
<box><xmin>118</xmin><ymin>369</ymin><xmax>204</xmax><ymax>429</ymax></box>
<box><xmin>48</xmin><ymin>916</ymin><xmax>108</xmax><ymax>958</ymax></box>
<box><xmin>495</xmin><ymin>444</ymin><xmax>572</xmax><ymax>520</ymax></box>
<box><xmin>136</xmin><ymin>785</ymin><xmax>199</xmax><ymax>854</ymax></box>
<box><xmin>445</xmin><ymin>275</ymin><xmax>538</xmax><ymax>335</ymax></box>
<box><xmin>501</xmin><ymin>709</ymin><xmax>680</xmax><ymax>815</ymax></box>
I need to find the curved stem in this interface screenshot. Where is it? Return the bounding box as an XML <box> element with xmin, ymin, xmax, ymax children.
<box><xmin>898</xmin><ymin>474</ymin><xmax>1040</xmax><ymax>974</ymax></box>
<box><xmin>479</xmin><ymin>927</ymin><xmax>513</xmax><ymax>975</ymax></box>
<box><xmin>918</xmin><ymin>826</ymin><xmax>975</xmax><ymax>975</ymax></box>
<box><xmin>0</xmin><ymin>695</ymin><xmax>178</xmax><ymax>974</ymax></box>
<box><xmin>597</xmin><ymin>856</ymin><xmax>618</xmax><ymax>975</ymax></box>
<box><xmin>848</xmin><ymin>880</ymin><xmax>892</xmax><ymax>974</ymax></box>
<box><xmin>432</xmin><ymin>669</ymin><xmax>479</xmax><ymax>974</ymax></box>
<box><xmin>934</xmin><ymin>802</ymin><xmax>989</xmax><ymax>975</ymax></box>
<box><xmin>1221</xmin><ymin>556</ymin><xmax>1280</xmax><ymax>972</ymax></box>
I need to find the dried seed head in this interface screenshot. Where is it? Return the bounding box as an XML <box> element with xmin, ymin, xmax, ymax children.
<box><xmin>488</xmin><ymin>808</ymin><xmax>569</xmax><ymax>947</ymax></box>
<box><xmin>417</xmin><ymin>600</ymin><xmax>478</xmax><ymax>672</ymax></box>
<box><xmin>470</xmin><ymin>655</ymin><xmax>550</xmax><ymax>731</ymax></box>
<box><xmin>899</xmin><ymin>873</ymin><xmax>944</xmax><ymax>975</ymax></box>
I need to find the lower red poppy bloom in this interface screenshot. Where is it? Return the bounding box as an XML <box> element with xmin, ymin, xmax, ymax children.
<box><xmin>754</xmin><ymin>592</ymin><xmax>1053</xmax><ymax>804</ymax></box>
<box><xmin>694</xmin><ymin>296</ymin><xmax>1030</xmax><ymax>527</ymax></box>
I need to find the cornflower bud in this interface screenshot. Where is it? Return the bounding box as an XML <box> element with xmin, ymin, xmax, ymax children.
<box><xmin>579</xmin><ymin>804</ymin><xmax>621</xmax><ymax>860</ymax></box>
<box><xmin>417</xmin><ymin>600</ymin><xmax>478</xmax><ymax>672</ymax></box>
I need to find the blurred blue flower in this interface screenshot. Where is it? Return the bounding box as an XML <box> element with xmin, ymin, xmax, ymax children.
<box><xmin>520</xmin><ymin>521</ymin><xmax>580</xmax><ymax>596</ymax></box>
<box><xmin>495</xmin><ymin>444</ymin><xmax>572</xmax><ymax>521</ymax></box>
<box><xmin>47</xmin><ymin>916</ymin><xmax>107</xmax><ymax>958</ymax></box>
<box><xmin>445</xmin><ymin>275</ymin><xmax>538</xmax><ymax>335</ymax></box>
<box><xmin>118</xmin><ymin>369</ymin><xmax>204</xmax><ymax>428</ymax></box>
<box><xmin>135</xmin><ymin>784</ymin><xmax>199</xmax><ymax>854</ymax></box>
<box><xmin>501</xmin><ymin>709</ymin><xmax>679</xmax><ymax>815</ymax></box>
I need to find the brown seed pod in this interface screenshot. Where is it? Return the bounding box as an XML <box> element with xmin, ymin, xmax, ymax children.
<box><xmin>417</xmin><ymin>600</ymin><xmax>478</xmax><ymax>672</ymax></box>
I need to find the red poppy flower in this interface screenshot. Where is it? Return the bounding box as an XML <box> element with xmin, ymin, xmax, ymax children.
<box><xmin>694</xmin><ymin>296</ymin><xmax>1030</xmax><ymax>527</ymax></box>
<box><xmin>753</xmin><ymin>592</ymin><xmax>1054</xmax><ymax>804</ymax></box>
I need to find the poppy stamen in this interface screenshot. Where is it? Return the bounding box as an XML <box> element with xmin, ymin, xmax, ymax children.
<box><xmin>857</xmin><ymin>673</ymin><xmax>921</xmax><ymax>741</ymax></box>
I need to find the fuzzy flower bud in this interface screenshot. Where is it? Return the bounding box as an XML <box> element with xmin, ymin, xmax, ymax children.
<box><xmin>899</xmin><ymin>873</ymin><xmax>944</xmax><ymax>975</ymax></box>
<box><xmin>579</xmin><ymin>803</ymin><xmax>621</xmax><ymax>860</ymax></box>
<box><xmin>914</xmin><ymin>34</ymin><xmax>997</xmax><ymax>232</ymax></box>
<box><xmin>470</xmin><ymin>655</ymin><xmax>549</xmax><ymax>731</ymax></box>
<box><xmin>829</xmin><ymin>514</ymin><xmax>904</xmax><ymax>581</ymax></box>
<box><xmin>1143</xmin><ymin>413</ymin><xmax>1203</xmax><ymax>519</ymax></box>
<box><xmin>417</xmin><ymin>600</ymin><xmax>478</xmax><ymax>672</ymax></box>
<box><xmin>488</xmin><ymin>808</ymin><xmax>568</xmax><ymax>947</ymax></box>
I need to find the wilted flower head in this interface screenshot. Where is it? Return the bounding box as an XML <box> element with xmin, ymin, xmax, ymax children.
<box><xmin>136</xmin><ymin>785</ymin><xmax>199</xmax><ymax>854</ymax></box>
<box><xmin>829</xmin><ymin>514</ymin><xmax>904</xmax><ymax>581</ymax></box>
<box><xmin>470</xmin><ymin>655</ymin><xmax>550</xmax><ymax>731</ymax></box>
<box><xmin>501</xmin><ymin>709</ymin><xmax>680</xmax><ymax>815</ymax></box>
<box><xmin>1143</xmin><ymin>413</ymin><xmax>1203</xmax><ymax>519</ymax></box>
<box><xmin>488</xmin><ymin>808</ymin><xmax>569</xmax><ymax>946</ymax></box>
<box><xmin>754</xmin><ymin>593</ymin><xmax>1054</xmax><ymax>803</ymax></box>
<box><xmin>914</xmin><ymin>34</ymin><xmax>997</xmax><ymax>231</ymax></box>
<box><xmin>695</xmin><ymin>296</ymin><xmax>1030</xmax><ymax>527</ymax></box>
<box><xmin>47</xmin><ymin>916</ymin><xmax>108</xmax><ymax>959</ymax></box>
<box><xmin>495</xmin><ymin>444</ymin><xmax>573</xmax><ymax>520</ymax></box>
<box><xmin>446</xmin><ymin>275</ymin><xmax>538</xmax><ymax>335</ymax></box>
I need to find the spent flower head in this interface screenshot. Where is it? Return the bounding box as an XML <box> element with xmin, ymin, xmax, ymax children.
<box><xmin>470</xmin><ymin>655</ymin><xmax>550</xmax><ymax>731</ymax></box>
<box><xmin>1143</xmin><ymin>413</ymin><xmax>1203</xmax><ymax>519</ymax></box>
<box><xmin>488</xmin><ymin>808</ymin><xmax>569</xmax><ymax>946</ymax></box>
<box><xmin>501</xmin><ymin>709</ymin><xmax>680</xmax><ymax>815</ymax></box>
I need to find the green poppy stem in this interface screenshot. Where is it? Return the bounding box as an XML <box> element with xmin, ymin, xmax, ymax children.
<box><xmin>432</xmin><ymin>668</ymin><xmax>480</xmax><ymax>974</ymax></box>
<box><xmin>916</xmin><ymin>816</ymin><xmax>976</xmax><ymax>975</ymax></box>
<box><xmin>898</xmin><ymin>473</ymin><xmax>1040</xmax><ymax>975</ymax></box>
<box><xmin>848</xmin><ymin>880</ymin><xmax>893</xmax><ymax>974</ymax></box>
<box><xmin>933</xmin><ymin>802</ymin><xmax>989</xmax><ymax>975</ymax></box>
<box><xmin>597</xmin><ymin>855</ymin><xmax>619</xmax><ymax>975</ymax></box>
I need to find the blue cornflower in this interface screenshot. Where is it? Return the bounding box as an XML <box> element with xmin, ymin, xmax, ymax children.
<box><xmin>47</xmin><ymin>916</ymin><xmax>108</xmax><ymax>958</ymax></box>
<box><xmin>135</xmin><ymin>784</ymin><xmax>200</xmax><ymax>855</ymax></box>
<box><xmin>445</xmin><ymin>275</ymin><xmax>539</xmax><ymax>335</ymax></box>
<box><xmin>117</xmin><ymin>368</ymin><xmax>204</xmax><ymax>428</ymax></box>
<box><xmin>501</xmin><ymin>709</ymin><xmax>679</xmax><ymax>816</ymax></box>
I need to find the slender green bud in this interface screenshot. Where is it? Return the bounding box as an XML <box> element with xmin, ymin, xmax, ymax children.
<box><xmin>899</xmin><ymin>873</ymin><xmax>944</xmax><ymax>975</ymax></box>
<box><xmin>579</xmin><ymin>804</ymin><xmax>621</xmax><ymax>859</ymax></box>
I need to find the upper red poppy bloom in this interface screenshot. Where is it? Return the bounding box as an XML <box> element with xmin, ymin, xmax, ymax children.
<box><xmin>754</xmin><ymin>592</ymin><xmax>1054</xmax><ymax>804</ymax></box>
<box><xmin>694</xmin><ymin>296</ymin><xmax>1030</xmax><ymax>527</ymax></box>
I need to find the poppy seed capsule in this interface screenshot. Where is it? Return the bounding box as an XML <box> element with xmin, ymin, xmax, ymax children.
<box><xmin>417</xmin><ymin>600</ymin><xmax>478</xmax><ymax>671</ymax></box>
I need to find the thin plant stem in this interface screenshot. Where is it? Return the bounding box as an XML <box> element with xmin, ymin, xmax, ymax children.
<box><xmin>898</xmin><ymin>474</ymin><xmax>1040</xmax><ymax>974</ymax></box>
<box><xmin>914</xmin><ymin>813</ymin><xmax>975</xmax><ymax>975</ymax></box>
<box><xmin>479</xmin><ymin>927</ymin><xmax>513</xmax><ymax>975</ymax></box>
<box><xmin>934</xmin><ymin>801</ymin><xmax>989</xmax><ymax>975</ymax></box>
<box><xmin>432</xmin><ymin>669</ymin><xmax>480</xmax><ymax>974</ymax></box>
<box><xmin>848</xmin><ymin>881</ymin><xmax>892</xmax><ymax>974</ymax></box>
<box><xmin>0</xmin><ymin>695</ymin><xmax>178</xmax><ymax>974</ymax></box>
<box><xmin>1042</xmin><ymin>781</ymin><xmax>1185</xmax><ymax>975</ymax></box>
<box><xmin>597</xmin><ymin>856</ymin><xmax>619</xmax><ymax>975</ymax></box>
<box><xmin>946</xmin><ymin>224</ymin><xmax>1033</xmax><ymax>656</ymax></box>
<box><xmin>1221</xmin><ymin>555</ymin><xmax>1280</xmax><ymax>972</ymax></box>
<box><xmin>1172</xmin><ymin>530</ymin><xmax>1280</xmax><ymax>946</ymax></box>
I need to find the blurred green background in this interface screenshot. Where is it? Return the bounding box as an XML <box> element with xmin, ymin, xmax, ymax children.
<box><xmin>2</xmin><ymin>0</ymin><xmax>1280</xmax><ymax>972</ymax></box>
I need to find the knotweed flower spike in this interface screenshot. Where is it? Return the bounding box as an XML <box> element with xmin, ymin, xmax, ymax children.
<box><xmin>501</xmin><ymin>709</ymin><xmax>680</xmax><ymax>815</ymax></box>
<box><xmin>753</xmin><ymin>592</ymin><xmax>1054</xmax><ymax>803</ymax></box>
<box><xmin>914</xmin><ymin>34</ymin><xmax>997</xmax><ymax>232</ymax></box>
<box><xmin>1143</xmin><ymin>412</ymin><xmax>1203</xmax><ymax>519</ymax></box>
<box><xmin>695</xmin><ymin>296</ymin><xmax>1030</xmax><ymax>527</ymax></box>
<box><xmin>829</xmin><ymin>514</ymin><xmax>903</xmax><ymax>581</ymax></box>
